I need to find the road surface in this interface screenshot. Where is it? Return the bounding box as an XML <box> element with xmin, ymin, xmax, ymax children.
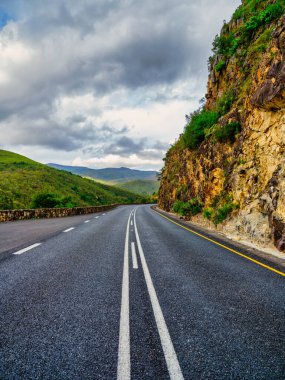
<box><xmin>0</xmin><ymin>205</ymin><xmax>284</xmax><ymax>379</ymax></box>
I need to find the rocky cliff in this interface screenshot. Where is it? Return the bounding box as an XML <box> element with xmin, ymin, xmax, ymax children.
<box><xmin>158</xmin><ymin>0</ymin><xmax>285</xmax><ymax>252</ymax></box>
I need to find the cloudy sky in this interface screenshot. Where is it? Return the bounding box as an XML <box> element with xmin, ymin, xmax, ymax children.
<box><xmin>0</xmin><ymin>0</ymin><xmax>240</xmax><ymax>170</ymax></box>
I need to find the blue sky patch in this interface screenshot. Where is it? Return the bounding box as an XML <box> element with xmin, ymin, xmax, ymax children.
<box><xmin>0</xmin><ymin>10</ymin><xmax>13</xmax><ymax>28</ymax></box>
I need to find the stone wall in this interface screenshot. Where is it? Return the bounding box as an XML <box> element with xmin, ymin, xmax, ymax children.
<box><xmin>0</xmin><ymin>204</ymin><xmax>119</xmax><ymax>222</ymax></box>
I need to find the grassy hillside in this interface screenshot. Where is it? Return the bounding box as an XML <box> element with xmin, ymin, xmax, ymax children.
<box><xmin>0</xmin><ymin>150</ymin><xmax>143</xmax><ymax>210</ymax></box>
<box><xmin>117</xmin><ymin>180</ymin><xmax>160</xmax><ymax>196</ymax></box>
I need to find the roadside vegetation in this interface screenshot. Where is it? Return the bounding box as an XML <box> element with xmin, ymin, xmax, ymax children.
<box><xmin>0</xmin><ymin>150</ymin><xmax>145</xmax><ymax>210</ymax></box>
<box><xmin>172</xmin><ymin>193</ymin><xmax>239</xmax><ymax>225</ymax></box>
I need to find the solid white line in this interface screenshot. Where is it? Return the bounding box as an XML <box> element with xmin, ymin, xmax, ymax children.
<box><xmin>134</xmin><ymin>210</ymin><xmax>184</xmax><ymax>380</ymax></box>
<box><xmin>13</xmin><ymin>243</ymin><xmax>42</xmax><ymax>255</ymax></box>
<box><xmin>131</xmin><ymin>242</ymin><xmax>138</xmax><ymax>269</ymax></box>
<box><xmin>63</xmin><ymin>227</ymin><xmax>75</xmax><ymax>233</ymax></box>
<box><xmin>117</xmin><ymin>210</ymin><xmax>133</xmax><ymax>380</ymax></box>
<box><xmin>84</xmin><ymin>220</ymin><xmax>90</xmax><ymax>223</ymax></box>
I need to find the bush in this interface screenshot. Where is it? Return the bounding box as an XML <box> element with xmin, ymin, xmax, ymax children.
<box><xmin>173</xmin><ymin>200</ymin><xmax>184</xmax><ymax>214</ymax></box>
<box><xmin>214</xmin><ymin>122</ymin><xmax>241</xmax><ymax>143</ymax></box>
<box><xmin>216</xmin><ymin>90</ymin><xmax>236</xmax><ymax>115</ymax></box>
<box><xmin>203</xmin><ymin>192</ymin><xmax>239</xmax><ymax>225</ymax></box>
<box><xmin>0</xmin><ymin>191</ymin><xmax>13</xmax><ymax>210</ymax></box>
<box><xmin>31</xmin><ymin>193</ymin><xmax>58</xmax><ymax>208</ymax></box>
<box><xmin>203</xmin><ymin>208</ymin><xmax>213</xmax><ymax>220</ymax></box>
<box><xmin>232</xmin><ymin>5</ymin><xmax>244</xmax><ymax>20</ymax></box>
<box><xmin>243</xmin><ymin>2</ymin><xmax>284</xmax><ymax>37</ymax></box>
<box><xmin>260</xmin><ymin>2</ymin><xmax>284</xmax><ymax>24</ymax></box>
<box><xmin>212</xmin><ymin>32</ymin><xmax>239</xmax><ymax>58</ymax></box>
<box><xmin>173</xmin><ymin>198</ymin><xmax>204</xmax><ymax>217</ymax></box>
<box><xmin>183</xmin><ymin>109</ymin><xmax>220</xmax><ymax>149</ymax></box>
<box><xmin>215</xmin><ymin>60</ymin><xmax>226</xmax><ymax>73</ymax></box>
<box><xmin>60</xmin><ymin>196</ymin><xmax>76</xmax><ymax>208</ymax></box>
<box><xmin>212</xmin><ymin>203</ymin><xmax>237</xmax><ymax>225</ymax></box>
<box><xmin>248</xmin><ymin>28</ymin><xmax>272</xmax><ymax>55</ymax></box>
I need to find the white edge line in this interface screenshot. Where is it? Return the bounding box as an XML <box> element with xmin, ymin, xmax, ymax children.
<box><xmin>131</xmin><ymin>242</ymin><xmax>138</xmax><ymax>269</ymax></box>
<box><xmin>63</xmin><ymin>227</ymin><xmax>75</xmax><ymax>233</ymax></box>
<box><xmin>13</xmin><ymin>243</ymin><xmax>42</xmax><ymax>255</ymax></box>
<box><xmin>134</xmin><ymin>210</ymin><xmax>184</xmax><ymax>380</ymax></box>
<box><xmin>117</xmin><ymin>209</ymin><xmax>133</xmax><ymax>380</ymax></box>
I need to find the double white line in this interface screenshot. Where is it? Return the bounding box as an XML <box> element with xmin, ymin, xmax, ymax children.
<box><xmin>117</xmin><ymin>209</ymin><xmax>184</xmax><ymax>380</ymax></box>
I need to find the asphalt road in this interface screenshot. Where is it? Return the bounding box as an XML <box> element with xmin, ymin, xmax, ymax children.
<box><xmin>0</xmin><ymin>205</ymin><xmax>284</xmax><ymax>379</ymax></box>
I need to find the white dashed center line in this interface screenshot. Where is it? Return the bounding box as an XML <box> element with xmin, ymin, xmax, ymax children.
<box><xmin>131</xmin><ymin>242</ymin><xmax>138</xmax><ymax>269</ymax></box>
<box><xmin>63</xmin><ymin>227</ymin><xmax>75</xmax><ymax>233</ymax></box>
<box><xmin>134</xmin><ymin>210</ymin><xmax>184</xmax><ymax>380</ymax></box>
<box><xmin>13</xmin><ymin>243</ymin><xmax>42</xmax><ymax>255</ymax></box>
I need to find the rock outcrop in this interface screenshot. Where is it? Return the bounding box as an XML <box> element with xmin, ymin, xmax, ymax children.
<box><xmin>159</xmin><ymin>2</ymin><xmax>285</xmax><ymax>252</ymax></box>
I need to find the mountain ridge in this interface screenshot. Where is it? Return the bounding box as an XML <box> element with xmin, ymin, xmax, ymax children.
<box><xmin>47</xmin><ymin>163</ymin><xmax>158</xmax><ymax>183</ymax></box>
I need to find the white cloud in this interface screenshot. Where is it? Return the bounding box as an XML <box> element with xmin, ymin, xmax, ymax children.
<box><xmin>72</xmin><ymin>154</ymin><xmax>162</xmax><ymax>170</ymax></box>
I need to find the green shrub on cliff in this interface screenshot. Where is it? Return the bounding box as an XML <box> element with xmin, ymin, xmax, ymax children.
<box><xmin>212</xmin><ymin>32</ymin><xmax>239</xmax><ymax>58</ymax></box>
<box><xmin>213</xmin><ymin>0</ymin><xmax>284</xmax><ymax>67</ymax></box>
<box><xmin>216</xmin><ymin>90</ymin><xmax>236</xmax><ymax>115</ymax></box>
<box><xmin>183</xmin><ymin>109</ymin><xmax>220</xmax><ymax>149</ymax></box>
<box><xmin>243</xmin><ymin>2</ymin><xmax>284</xmax><ymax>37</ymax></box>
<box><xmin>215</xmin><ymin>60</ymin><xmax>226</xmax><ymax>73</ymax></box>
<box><xmin>214</xmin><ymin>122</ymin><xmax>241</xmax><ymax>143</ymax></box>
<box><xmin>203</xmin><ymin>193</ymin><xmax>239</xmax><ymax>225</ymax></box>
<box><xmin>173</xmin><ymin>198</ymin><xmax>204</xmax><ymax>217</ymax></box>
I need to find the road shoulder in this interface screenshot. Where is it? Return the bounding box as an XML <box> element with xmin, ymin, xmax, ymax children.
<box><xmin>152</xmin><ymin>206</ymin><xmax>285</xmax><ymax>273</ymax></box>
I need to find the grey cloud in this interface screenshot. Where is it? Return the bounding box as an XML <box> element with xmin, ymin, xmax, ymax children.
<box><xmin>103</xmin><ymin>136</ymin><xmax>169</xmax><ymax>160</ymax></box>
<box><xmin>0</xmin><ymin>0</ymin><xmax>241</xmax><ymax>166</ymax></box>
<box><xmin>0</xmin><ymin>116</ymin><xmax>128</xmax><ymax>152</ymax></box>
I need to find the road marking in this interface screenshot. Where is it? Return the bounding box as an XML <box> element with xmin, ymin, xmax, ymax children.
<box><xmin>134</xmin><ymin>210</ymin><xmax>184</xmax><ymax>380</ymax></box>
<box><xmin>103</xmin><ymin>213</ymin><xmax>106</xmax><ymax>215</ymax></box>
<box><xmin>130</xmin><ymin>220</ymin><xmax>133</xmax><ymax>226</ymax></box>
<box><xmin>155</xmin><ymin>210</ymin><xmax>285</xmax><ymax>278</ymax></box>
<box><xmin>117</xmin><ymin>210</ymin><xmax>133</xmax><ymax>380</ymax></box>
<box><xmin>131</xmin><ymin>242</ymin><xmax>138</xmax><ymax>269</ymax></box>
<box><xmin>13</xmin><ymin>243</ymin><xmax>42</xmax><ymax>255</ymax></box>
<box><xmin>84</xmin><ymin>220</ymin><xmax>90</xmax><ymax>223</ymax></box>
<box><xmin>94</xmin><ymin>216</ymin><xmax>99</xmax><ymax>219</ymax></box>
<box><xmin>63</xmin><ymin>227</ymin><xmax>75</xmax><ymax>233</ymax></box>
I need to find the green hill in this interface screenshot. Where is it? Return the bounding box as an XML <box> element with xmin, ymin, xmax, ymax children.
<box><xmin>117</xmin><ymin>180</ymin><xmax>160</xmax><ymax>196</ymax></box>
<box><xmin>0</xmin><ymin>150</ymin><xmax>143</xmax><ymax>210</ymax></box>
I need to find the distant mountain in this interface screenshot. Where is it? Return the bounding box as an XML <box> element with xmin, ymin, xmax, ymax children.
<box><xmin>47</xmin><ymin>163</ymin><xmax>158</xmax><ymax>183</ymax></box>
<box><xmin>0</xmin><ymin>150</ymin><xmax>144</xmax><ymax>210</ymax></box>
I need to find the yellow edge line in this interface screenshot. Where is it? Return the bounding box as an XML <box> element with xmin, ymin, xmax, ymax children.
<box><xmin>155</xmin><ymin>209</ymin><xmax>285</xmax><ymax>278</ymax></box>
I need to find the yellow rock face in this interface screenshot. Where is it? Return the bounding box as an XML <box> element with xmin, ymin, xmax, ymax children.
<box><xmin>159</xmin><ymin>14</ymin><xmax>285</xmax><ymax>251</ymax></box>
